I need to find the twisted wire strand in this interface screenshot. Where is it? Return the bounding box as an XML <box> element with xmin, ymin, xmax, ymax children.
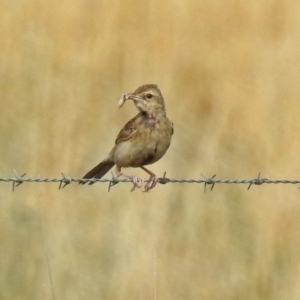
<box><xmin>2</xmin><ymin>170</ymin><xmax>300</xmax><ymax>191</ymax></box>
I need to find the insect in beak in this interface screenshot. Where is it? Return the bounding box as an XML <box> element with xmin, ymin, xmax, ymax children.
<box><xmin>118</xmin><ymin>93</ymin><xmax>143</xmax><ymax>108</ymax></box>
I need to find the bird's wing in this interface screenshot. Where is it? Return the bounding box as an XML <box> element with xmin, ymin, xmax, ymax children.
<box><xmin>115</xmin><ymin>112</ymin><xmax>146</xmax><ymax>144</ymax></box>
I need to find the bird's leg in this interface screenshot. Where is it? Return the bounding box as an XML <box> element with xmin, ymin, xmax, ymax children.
<box><xmin>140</xmin><ymin>166</ymin><xmax>158</xmax><ymax>192</ymax></box>
<box><xmin>114</xmin><ymin>168</ymin><xmax>144</xmax><ymax>192</ymax></box>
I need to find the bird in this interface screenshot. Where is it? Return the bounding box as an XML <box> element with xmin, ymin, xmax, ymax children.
<box><xmin>80</xmin><ymin>84</ymin><xmax>174</xmax><ymax>192</ymax></box>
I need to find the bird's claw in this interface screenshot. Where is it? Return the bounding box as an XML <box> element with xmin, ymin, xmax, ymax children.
<box><xmin>130</xmin><ymin>176</ymin><xmax>144</xmax><ymax>192</ymax></box>
<box><xmin>143</xmin><ymin>176</ymin><xmax>158</xmax><ymax>192</ymax></box>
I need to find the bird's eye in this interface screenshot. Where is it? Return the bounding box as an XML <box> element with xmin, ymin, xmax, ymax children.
<box><xmin>146</xmin><ymin>93</ymin><xmax>153</xmax><ymax>99</ymax></box>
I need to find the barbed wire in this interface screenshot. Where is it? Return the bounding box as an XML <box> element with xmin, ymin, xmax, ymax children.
<box><xmin>2</xmin><ymin>170</ymin><xmax>300</xmax><ymax>192</ymax></box>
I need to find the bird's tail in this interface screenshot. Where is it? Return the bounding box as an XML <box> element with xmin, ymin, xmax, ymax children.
<box><xmin>80</xmin><ymin>159</ymin><xmax>115</xmax><ymax>185</ymax></box>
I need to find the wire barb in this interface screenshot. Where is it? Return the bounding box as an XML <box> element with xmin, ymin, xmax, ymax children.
<box><xmin>108</xmin><ymin>172</ymin><xmax>120</xmax><ymax>192</ymax></box>
<box><xmin>247</xmin><ymin>172</ymin><xmax>266</xmax><ymax>190</ymax></box>
<box><xmin>12</xmin><ymin>169</ymin><xmax>27</xmax><ymax>192</ymax></box>
<box><xmin>158</xmin><ymin>172</ymin><xmax>170</xmax><ymax>184</ymax></box>
<box><xmin>201</xmin><ymin>174</ymin><xmax>216</xmax><ymax>192</ymax></box>
<box><xmin>59</xmin><ymin>173</ymin><xmax>72</xmax><ymax>189</ymax></box>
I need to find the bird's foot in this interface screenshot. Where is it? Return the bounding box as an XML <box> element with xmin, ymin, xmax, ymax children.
<box><xmin>115</xmin><ymin>171</ymin><xmax>157</xmax><ymax>192</ymax></box>
<box><xmin>143</xmin><ymin>175</ymin><xmax>158</xmax><ymax>192</ymax></box>
<box><xmin>130</xmin><ymin>176</ymin><xmax>145</xmax><ymax>192</ymax></box>
<box><xmin>116</xmin><ymin>172</ymin><xmax>144</xmax><ymax>192</ymax></box>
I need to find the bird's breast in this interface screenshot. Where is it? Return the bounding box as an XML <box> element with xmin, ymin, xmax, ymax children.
<box><xmin>113</xmin><ymin>114</ymin><xmax>173</xmax><ymax>168</ymax></box>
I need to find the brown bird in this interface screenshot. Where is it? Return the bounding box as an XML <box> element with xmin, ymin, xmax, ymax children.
<box><xmin>80</xmin><ymin>84</ymin><xmax>174</xmax><ymax>191</ymax></box>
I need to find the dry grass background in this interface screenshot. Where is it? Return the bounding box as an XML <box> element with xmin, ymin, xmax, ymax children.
<box><xmin>1</xmin><ymin>0</ymin><xmax>300</xmax><ymax>299</ymax></box>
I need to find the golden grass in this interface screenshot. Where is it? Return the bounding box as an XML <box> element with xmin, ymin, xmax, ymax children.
<box><xmin>1</xmin><ymin>0</ymin><xmax>300</xmax><ymax>299</ymax></box>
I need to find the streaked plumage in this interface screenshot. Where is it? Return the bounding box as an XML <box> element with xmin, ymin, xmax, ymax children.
<box><xmin>80</xmin><ymin>84</ymin><xmax>173</xmax><ymax>191</ymax></box>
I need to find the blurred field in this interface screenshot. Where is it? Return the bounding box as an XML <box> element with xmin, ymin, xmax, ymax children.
<box><xmin>1</xmin><ymin>0</ymin><xmax>300</xmax><ymax>299</ymax></box>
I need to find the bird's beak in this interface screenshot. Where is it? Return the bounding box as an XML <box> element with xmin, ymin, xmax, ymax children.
<box><xmin>131</xmin><ymin>95</ymin><xmax>143</xmax><ymax>102</ymax></box>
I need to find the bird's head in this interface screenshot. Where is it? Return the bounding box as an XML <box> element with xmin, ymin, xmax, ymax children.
<box><xmin>119</xmin><ymin>84</ymin><xmax>166</xmax><ymax>113</ymax></box>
